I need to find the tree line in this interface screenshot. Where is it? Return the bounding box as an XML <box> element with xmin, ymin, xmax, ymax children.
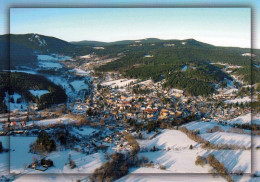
<box><xmin>0</xmin><ymin>72</ymin><xmax>67</xmax><ymax>113</ymax></box>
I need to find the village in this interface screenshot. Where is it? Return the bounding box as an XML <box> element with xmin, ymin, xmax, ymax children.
<box><xmin>1</xmin><ymin>54</ymin><xmax>253</xmax><ymax>135</ymax></box>
<box><xmin>0</xmin><ymin>5</ymin><xmax>260</xmax><ymax>181</ymax></box>
<box><xmin>0</xmin><ymin>53</ymin><xmax>259</xmax><ymax>182</ymax></box>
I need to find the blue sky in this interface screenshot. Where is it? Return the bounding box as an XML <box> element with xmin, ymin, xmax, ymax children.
<box><xmin>10</xmin><ymin>8</ymin><xmax>251</xmax><ymax>48</ymax></box>
<box><xmin>0</xmin><ymin>0</ymin><xmax>259</xmax><ymax>48</ymax></box>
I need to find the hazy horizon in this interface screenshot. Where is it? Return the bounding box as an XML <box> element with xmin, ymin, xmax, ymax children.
<box><xmin>10</xmin><ymin>8</ymin><xmax>251</xmax><ymax>48</ymax></box>
<box><xmin>5</xmin><ymin>32</ymin><xmax>254</xmax><ymax>49</ymax></box>
<box><xmin>4</xmin><ymin>32</ymin><xmax>253</xmax><ymax>49</ymax></box>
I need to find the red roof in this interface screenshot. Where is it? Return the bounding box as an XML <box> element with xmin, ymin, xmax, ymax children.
<box><xmin>144</xmin><ymin>109</ymin><xmax>158</xmax><ymax>113</ymax></box>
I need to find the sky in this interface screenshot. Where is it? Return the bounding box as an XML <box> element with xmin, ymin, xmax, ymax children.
<box><xmin>10</xmin><ymin>8</ymin><xmax>251</xmax><ymax>48</ymax></box>
<box><xmin>0</xmin><ymin>0</ymin><xmax>259</xmax><ymax>48</ymax></box>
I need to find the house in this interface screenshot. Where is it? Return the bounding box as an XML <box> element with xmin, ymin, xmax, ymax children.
<box><xmin>175</xmin><ymin>111</ymin><xmax>182</xmax><ymax>117</ymax></box>
<box><xmin>29</xmin><ymin>161</ymin><xmax>38</xmax><ymax>169</ymax></box>
<box><xmin>119</xmin><ymin>144</ymin><xmax>124</xmax><ymax>150</ymax></box>
<box><xmin>160</xmin><ymin>112</ymin><xmax>168</xmax><ymax>117</ymax></box>
<box><xmin>135</xmin><ymin>104</ymin><xmax>141</xmax><ymax>108</ymax></box>
<box><xmin>144</xmin><ymin>109</ymin><xmax>158</xmax><ymax>114</ymax></box>
<box><xmin>21</xmin><ymin>121</ymin><xmax>26</xmax><ymax>126</ymax></box>
<box><xmin>126</xmin><ymin>113</ymin><xmax>133</xmax><ymax>117</ymax></box>
<box><xmin>121</xmin><ymin>95</ymin><xmax>127</xmax><ymax>100</ymax></box>
<box><xmin>10</xmin><ymin>121</ymin><xmax>16</xmax><ymax>126</ymax></box>
<box><xmin>147</xmin><ymin>114</ymin><xmax>154</xmax><ymax>119</ymax></box>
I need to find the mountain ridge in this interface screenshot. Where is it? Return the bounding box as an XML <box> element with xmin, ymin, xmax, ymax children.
<box><xmin>0</xmin><ymin>33</ymin><xmax>259</xmax><ymax>70</ymax></box>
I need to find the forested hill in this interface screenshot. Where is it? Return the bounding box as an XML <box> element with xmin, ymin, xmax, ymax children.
<box><xmin>0</xmin><ymin>72</ymin><xmax>67</xmax><ymax>113</ymax></box>
<box><xmin>0</xmin><ymin>34</ymin><xmax>94</xmax><ymax>69</ymax></box>
<box><xmin>94</xmin><ymin>39</ymin><xmax>260</xmax><ymax>96</ymax></box>
<box><xmin>1</xmin><ymin>34</ymin><xmax>259</xmax><ymax>94</ymax></box>
<box><xmin>70</xmin><ymin>38</ymin><xmax>210</xmax><ymax>47</ymax></box>
<box><xmin>72</xmin><ymin>38</ymin><xmax>260</xmax><ymax>60</ymax></box>
<box><xmin>0</xmin><ymin>34</ymin><xmax>94</xmax><ymax>54</ymax></box>
<box><xmin>1</xmin><ymin>33</ymin><xmax>259</xmax><ymax>70</ymax></box>
<box><xmin>95</xmin><ymin>48</ymin><xmax>235</xmax><ymax>96</ymax></box>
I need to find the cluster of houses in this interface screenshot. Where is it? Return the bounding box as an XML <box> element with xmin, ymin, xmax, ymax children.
<box><xmin>0</xmin><ymin>67</ymin><xmax>251</xmax><ymax>138</ymax></box>
<box><xmin>82</xmin><ymin>72</ymin><xmax>250</xmax><ymax>129</ymax></box>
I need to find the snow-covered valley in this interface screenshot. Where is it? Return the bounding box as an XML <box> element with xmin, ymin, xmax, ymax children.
<box><xmin>0</xmin><ymin>50</ymin><xmax>260</xmax><ymax>182</ymax></box>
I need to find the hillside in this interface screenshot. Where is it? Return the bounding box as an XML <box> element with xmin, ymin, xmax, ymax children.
<box><xmin>95</xmin><ymin>40</ymin><xmax>256</xmax><ymax>95</ymax></box>
<box><xmin>0</xmin><ymin>34</ymin><xmax>94</xmax><ymax>69</ymax></box>
<box><xmin>0</xmin><ymin>71</ymin><xmax>67</xmax><ymax>113</ymax></box>
<box><xmin>71</xmin><ymin>38</ymin><xmax>190</xmax><ymax>46</ymax></box>
<box><xmin>1</xmin><ymin>33</ymin><xmax>259</xmax><ymax>90</ymax></box>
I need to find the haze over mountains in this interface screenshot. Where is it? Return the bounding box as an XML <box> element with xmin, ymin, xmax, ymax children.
<box><xmin>70</xmin><ymin>38</ymin><xmax>211</xmax><ymax>47</ymax></box>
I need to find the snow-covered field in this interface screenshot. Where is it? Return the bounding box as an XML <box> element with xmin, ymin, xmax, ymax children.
<box><xmin>37</xmin><ymin>54</ymin><xmax>71</xmax><ymax>61</ymax></box>
<box><xmin>224</xmin><ymin>88</ymin><xmax>238</xmax><ymax>95</ymax></box>
<box><xmin>30</xmin><ymin>117</ymin><xmax>76</xmax><ymax>126</ymax></box>
<box><xmin>224</xmin><ymin>97</ymin><xmax>251</xmax><ymax>104</ymax></box>
<box><xmin>203</xmin><ymin>150</ymin><xmax>251</xmax><ymax>173</ymax></box>
<box><xmin>137</xmin><ymin>80</ymin><xmax>153</xmax><ymax>86</ymax></box>
<box><xmin>72</xmin><ymin>126</ymin><xmax>98</xmax><ymax>137</ymax></box>
<box><xmin>80</xmin><ymin>54</ymin><xmax>91</xmax><ymax>59</ymax></box>
<box><xmin>37</xmin><ymin>54</ymin><xmax>72</xmax><ymax>69</ymax></box>
<box><xmin>252</xmin><ymin>149</ymin><xmax>260</xmax><ymax>176</ymax></box>
<box><xmin>29</xmin><ymin>90</ymin><xmax>49</xmax><ymax>98</ymax></box>
<box><xmin>4</xmin><ymin>133</ymin><xmax>256</xmax><ymax>180</ymax></box>
<box><xmin>117</xmin><ymin>174</ymin><xmax>226</xmax><ymax>182</ymax></box>
<box><xmin>130</xmin><ymin>129</ymin><xmax>253</xmax><ymax>175</ymax></box>
<box><xmin>93</xmin><ymin>47</ymin><xmax>105</xmax><ymax>50</ymax></box>
<box><xmin>200</xmin><ymin>132</ymin><xmax>251</xmax><ymax>148</ymax></box>
<box><xmin>6</xmin><ymin>92</ymin><xmax>20</xmax><ymax>102</ymax></box>
<box><xmin>183</xmin><ymin>121</ymin><xmax>230</xmax><ymax>134</ymax></box>
<box><xmin>136</xmin><ymin>150</ymin><xmax>210</xmax><ymax>173</ymax></box>
<box><xmin>70</xmin><ymin>80</ymin><xmax>88</xmax><ymax>91</ymax></box>
<box><xmin>102</xmin><ymin>79</ymin><xmax>137</xmax><ymax>88</ymax></box>
<box><xmin>45</xmin><ymin>150</ymin><xmax>105</xmax><ymax>173</ymax></box>
<box><xmin>4</xmin><ymin>92</ymin><xmax>27</xmax><ymax>111</ymax></box>
<box><xmin>38</xmin><ymin>61</ymin><xmax>63</xmax><ymax>69</ymax></box>
<box><xmin>183</xmin><ymin>120</ymin><xmax>251</xmax><ymax>134</ymax></box>
<box><xmin>0</xmin><ymin>115</ymin><xmax>26</xmax><ymax>123</ymax></box>
<box><xmin>6</xmin><ymin>69</ymin><xmax>38</xmax><ymax>75</ymax></box>
<box><xmin>73</xmin><ymin>68</ymin><xmax>90</xmax><ymax>76</ymax></box>
<box><xmin>253</xmin><ymin>114</ymin><xmax>260</xmax><ymax>125</ymax></box>
<box><xmin>253</xmin><ymin>135</ymin><xmax>260</xmax><ymax>149</ymax></box>
<box><xmin>227</xmin><ymin>113</ymin><xmax>260</xmax><ymax>126</ymax></box>
<box><xmin>9</xmin><ymin>136</ymin><xmax>105</xmax><ymax>174</ymax></box>
<box><xmin>229</xmin><ymin>113</ymin><xmax>251</xmax><ymax>125</ymax></box>
<box><xmin>137</xmin><ymin>130</ymin><xmax>198</xmax><ymax>150</ymax></box>
<box><xmin>0</xmin><ymin>136</ymin><xmax>9</xmax><ymax>176</ymax></box>
<box><xmin>10</xmin><ymin>136</ymin><xmax>39</xmax><ymax>173</ymax></box>
<box><xmin>13</xmin><ymin>174</ymin><xmax>85</xmax><ymax>182</ymax></box>
<box><xmin>171</xmin><ymin>88</ymin><xmax>184</xmax><ymax>94</ymax></box>
<box><xmin>242</xmin><ymin>53</ymin><xmax>255</xmax><ymax>57</ymax></box>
